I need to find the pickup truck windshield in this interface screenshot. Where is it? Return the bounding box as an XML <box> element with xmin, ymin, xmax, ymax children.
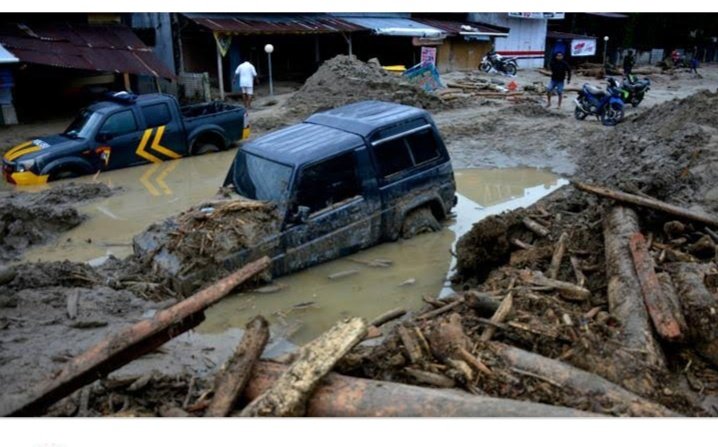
<box><xmin>234</xmin><ymin>151</ymin><xmax>292</xmax><ymax>202</ymax></box>
<box><xmin>64</xmin><ymin>109</ymin><xmax>104</xmax><ymax>139</ymax></box>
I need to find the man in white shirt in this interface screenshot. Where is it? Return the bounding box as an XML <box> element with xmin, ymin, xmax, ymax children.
<box><xmin>234</xmin><ymin>60</ymin><xmax>257</xmax><ymax>109</ymax></box>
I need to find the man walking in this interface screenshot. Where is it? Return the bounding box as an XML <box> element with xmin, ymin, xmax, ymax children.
<box><xmin>547</xmin><ymin>52</ymin><xmax>571</xmax><ymax>109</ymax></box>
<box><xmin>623</xmin><ymin>50</ymin><xmax>635</xmax><ymax>76</ymax></box>
<box><xmin>234</xmin><ymin>59</ymin><xmax>257</xmax><ymax>109</ymax></box>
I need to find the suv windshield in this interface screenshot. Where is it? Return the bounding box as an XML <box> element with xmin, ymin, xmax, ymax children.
<box><xmin>64</xmin><ymin>109</ymin><xmax>104</xmax><ymax>139</ymax></box>
<box><xmin>232</xmin><ymin>151</ymin><xmax>293</xmax><ymax>202</ymax></box>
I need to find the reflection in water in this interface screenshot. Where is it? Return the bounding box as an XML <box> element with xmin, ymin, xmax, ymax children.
<box><xmin>15</xmin><ymin>157</ymin><xmax>566</xmax><ymax>345</ymax></box>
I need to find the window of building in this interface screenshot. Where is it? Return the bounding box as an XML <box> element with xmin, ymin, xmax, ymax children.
<box><xmin>141</xmin><ymin>103</ymin><xmax>172</xmax><ymax>128</ymax></box>
<box><xmin>100</xmin><ymin>110</ymin><xmax>138</xmax><ymax>136</ymax></box>
<box><xmin>295</xmin><ymin>152</ymin><xmax>361</xmax><ymax>214</ymax></box>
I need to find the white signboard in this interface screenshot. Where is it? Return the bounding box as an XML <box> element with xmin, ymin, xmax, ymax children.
<box><xmin>508</xmin><ymin>13</ymin><xmax>565</xmax><ymax>20</ymax></box>
<box><xmin>571</xmin><ymin>39</ymin><xmax>597</xmax><ymax>57</ymax></box>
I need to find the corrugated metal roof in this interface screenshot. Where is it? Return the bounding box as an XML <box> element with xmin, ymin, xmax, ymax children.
<box><xmin>0</xmin><ymin>43</ymin><xmax>18</xmax><ymax>64</ymax></box>
<box><xmin>340</xmin><ymin>17</ymin><xmax>444</xmax><ymax>38</ymax></box>
<box><xmin>413</xmin><ymin>18</ymin><xmax>509</xmax><ymax>37</ymax></box>
<box><xmin>0</xmin><ymin>23</ymin><xmax>174</xmax><ymax>78</ymax></box>
<box><xmin>185</xmin><ymin>13</ymin><xmax>363</xmax><ymax>34</ymax></box>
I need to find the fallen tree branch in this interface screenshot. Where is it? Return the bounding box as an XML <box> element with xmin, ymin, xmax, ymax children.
<box><xmin>370</xmin><ymin>308</ymin><xmax>406</xmax><ymax>327</ymax></box>
<box><xmin>205</xmin><ymin>316</ymin><xmax>270</xmax><ymax>417</ymax></box>
<box><xmin>547</xmin><ymin>232</ymin><xmax>569</xmax><ymax>279</ymax></box>
<box><xmin>574</xmin><ymin>181</ymin><xmax>718</xmax><ymax>227</ymax></box>
<box><xmin>240</xmin><ymin>317</ymin><xmax>367</xmax><ymax>416</ymax></box>
<box><xmin>522</xmin><ymin>217</ymin><xmax>550</xmax><ymax>237</ymax></box>
<box><xmin>242</xmin><ymin>361</ymin><xmax>602</xmax><ymax>417</ymax></box>
<box><xmin>518</xmin><ymin>270</ymin><xmax>590</xmax><ymax>302</ymax></box>
<box><xmin>3</xmin><ymin>256</ymin><xmax>272</xmax><ymax>417</ymax></box>
<box><xmin>480</xmin><ymin>284</ymin><xmax>515</xmax><ymax>342</ymax></box>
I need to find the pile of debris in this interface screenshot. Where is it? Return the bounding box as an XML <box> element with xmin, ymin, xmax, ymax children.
<box><xmin>440</xmin><ymin>74</ymin><xmax>525</xmax><ymax>102</ymax></box>
<box><xmin>0</xmin><ymin>182</ymin><xmax>114</xmax><ymax>261</ymax></box>
<box><xmin>286</xmin><ymin>55</ymin><xmax>446</xmax><ymax>116</ymax></box>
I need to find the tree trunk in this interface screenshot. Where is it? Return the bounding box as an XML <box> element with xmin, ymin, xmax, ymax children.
<box><xmin>240</xmin><ymin>317</ymin><xmax>367</xmax><ymax>416</ymax></box>
<box><xmin>205</xmin><ymin>316</ymin><xmax>270</xmax><ymax>417</ymax></box>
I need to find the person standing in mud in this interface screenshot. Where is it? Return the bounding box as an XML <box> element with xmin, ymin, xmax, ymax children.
<box><xmin>546</xmin><ymin>52</ymin><xmax>571</xmax><ymax>109</ymax></box>
<box><xmin>234</xmin><ymin>59</ymin><xmax>258</xmax><ymax>110</ymax></box>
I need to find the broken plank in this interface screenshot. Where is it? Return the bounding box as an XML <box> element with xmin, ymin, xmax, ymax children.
<box><xmin>205</xmin><ymin>316</ymin><xmax>270</xmax><ymax>417</ymax></box>
<box><xmin>480</xmin><ymin>283</ymin><xmax>514</xmax><ymax>342</ymax></box>
<box><xmin>574</xmin><ymin>181</ymin><xmax>718</xmax><ymax>228</ymax></box>
<box><xmin>3</xmin><ymin>256</ymin><xmax>271</xmax><ymax>417</ymax></box>
<box><xmin>397</xmin><ymin>325</ymin><xmax>425</xmax><ymax>364</ymax></box>
<box><xmin>518</xmin><ymin>270</ymin><xmax>590</xmax><ymax>302</ymax></box>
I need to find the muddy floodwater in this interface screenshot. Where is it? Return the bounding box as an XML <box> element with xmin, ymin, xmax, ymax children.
<box><xmin>7</xmin><ymin>150</ymin><xmax>565</xmax><ymax>344</ymax></box>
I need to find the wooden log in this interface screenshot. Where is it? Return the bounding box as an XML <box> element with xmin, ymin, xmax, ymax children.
<box><xmin>240</xmin><ymin>317</ymin><xmax>367</xmax><ymax>417</ymax></box>
<box><xmin>670</xmin><ymin>263</ymin><xmax>718</xmax><ymax>367</ymax></box>
<box><xmin>603</xmin><ymin>207</ymin><xmax>665</xmax><ymax>369</ymax></box>
<box><xmin>522</xmin><ymin>217</ymin><xmax>550</xmax><ymax>237</ymax></box>
<box><xmin>628</xmin><ymin>233</ymin><xmax>684</xmax><ymax>342</ymax></box>
<box><xmin>547</xmin><ymin>232</ymin><xmax>568</xmax><ymax>279</ymax></box>
<box><xmin>369</xmin><ymin>308</ymin><xmax>406</xmax><ymax>327</ymax></box>
<box><xmin>492</xmin><ymin>343</ymin><xmax>678</xmax><ymax>416</ymax></box>
<box><xmin>518</xmin><ymin>270</ymin><xmax>590</xmax><ymax>302</ymax></box>
<box><xmin>205</xmin><ymin>316</ymin><xmax>270</xmax><ymax>417</ymax></box>
<box><xmin>243</xmin><ymin>361</ymin><xmax>601</xmax><ymax>417</ymax></box>
<box><xmin>3</xmin><ymin>256</ymin><xmax>271</xmax><ymax>417</ymax></box>
<box><xmin>397</xmin><ymin>325</ymin><xmax>425</xmax><ymax>364</ymax></box>
<box><xmin>574</xmin><ymin>181</ymin><xmax>718</xmax><ymax>228</ymax></box>
<box><xmin>480</xmin><ymin>287</ymin><xmax>514</xmax><ymax>341</ymax></box>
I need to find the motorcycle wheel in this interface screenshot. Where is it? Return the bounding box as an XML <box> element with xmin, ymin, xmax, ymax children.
<box><xmin>601</xmin><ymin>103</ymin><xmax>624</xmax><ymax>126</ymax></box>
<box><xmin>480</xmin><ymin>62</ymin><xmax>491</xmax><ymax>73</ymax></box>
<box><xmin>505</xmin><ymin>63</ymin><xmax>517</xmax><ymax>76</ymax></box>
<box><xmin>631</xmin><ymin>98</ymin><xmax>642</xmax><ymax>107</ymax></box>
<box><xmin>574</xmin><ymin>106</ymin><xmax>588</xmax><ymax>121</ymax></box>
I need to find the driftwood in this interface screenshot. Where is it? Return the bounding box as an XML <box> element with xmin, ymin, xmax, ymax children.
<box><xmin>398</xmin><ymin>325</ymin><xmax>426</xmax><ymax>364</ymax></box>
<box><xmin>240</xmin><ymin>317</ymin><xmax>367</xmax><ymax>416</ymax></box>
<box><xmin>574</xmin><ymin>181</ymin><xmax>718</xmax><ymax>228</ymax></box>
<box><xmin>628</xmin><ymin>233</ymin><xmax>684</xmax><ymax>342</ymax></box>
<box><xmin>492</xmin><ymin>343</ymin><xmax>678</xmax><ymax>417</ymax></box>
<box><xmin>522</xmin><ymin>217</ymin><xmax>550</xmax><ymax>237</ymax></box>
<box><xmin>416</xmin><ymin>298</ymin><xmax>464</xmax><ymax>320</ymax></box>
<box><xmin>547</xmin><ymin>232</ymin><xmax>568</xmax><ymax>279</ymax></box>
<box><xmin>464</xmin><ymin>290</ymin><xmax>500</xmax><ymax>317</ymax></box>
<box><xmin>603</xmin><ymin>207</ymin><xmax>665</xmax><ymax>369</ymax></box>
<box><xmin>242</xmin><ymin>361</ymin><xmax>601</xmax><ymax>417</ymax></box>
<box><xmin>3</xmin><ymin>256</ymin><xmax>271</xmax><ymax>417</ymax></box>
<box><xmin>404</xmin><ymin>367</ymin><xmax>456</xmax><ymax>388</ymax></box>
<box><xmin>670</xmin><ymin>263</ymin><xmax>718</xmax><ymax>367</ymax></box>
<box><xmin>511</xmin><ymin>238</ymin><xmax>533</xmax><ymax>250</ymax></box>
<box><xmin>519</xmin><ymin>270</ymin><xmax>590</xmax><ymax>302</ymax></box>
<box><xmin>480</xmin><ymin>286</ymin><xmax>514</xmax><ymax>341</ymax></box>
<box><xmin>570</xmin><ymin>256</ymin><xmax>587</xmax><ymax>287</ymax></box>
<box><xmin>205</xmin><ymin>316</ymin><xmax>270</xmax><ymax>417</ymax></box>
<box><xmin>370</xmin><ymin>308</ymin><xmax>406</xmax><ymax>327</ymax></box>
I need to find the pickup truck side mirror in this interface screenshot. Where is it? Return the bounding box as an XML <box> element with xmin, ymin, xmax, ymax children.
<box><xmin>96</xmin><ymin>131</ymin><xmax>112</xmax><ymax>142</ymax></box>
<box><xmin>292</xmin><ymin>206</ymin><xmax>311</xmax><ymax>224</ymax></box>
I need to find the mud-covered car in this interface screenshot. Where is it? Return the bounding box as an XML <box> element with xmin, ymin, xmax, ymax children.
<box><xmin>135</xmin><ymin>100</ymin><xmax>456</xmax><ymax>293</ymax></box>
<box><xmin>2</xmin><ymin>92</ymin><xmax>249</xmax><ymax>185</ymax></box>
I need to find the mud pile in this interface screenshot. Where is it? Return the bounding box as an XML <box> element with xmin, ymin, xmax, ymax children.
<box><xmin>577</xmin><ymin>89</ymin><xmax>718</xmax><ymax>212</ymax></box>
<box><xmin>133</xmin><ymin>198</ymin><xmax>279</xmax><ymax>294</ymax></box>
<box><xmin>0</xmin><ymin>182</ymin><xmax>114</xmax><ymax>261</ymax></box>
<box><xmin>286</xmin><ymin>55</ymin><xmax>445</xmax><ymax>116</ymax></box>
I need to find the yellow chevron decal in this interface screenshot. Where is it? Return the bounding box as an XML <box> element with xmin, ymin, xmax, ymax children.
<box><xmin>4</xmin><ymin>141</ymin><xmax>35</xmax><ymax>161</ymax></box>
<box><xmin>135</xmin><ymin>129</ymin><xmax>163</xmax><ymax>164</ymax></box>
<box><xmin>150</xmin><ymin>126</ymin><xmax>181</xmax><ymax>159</ymax></box>
<box><xmin>5</xmin><ymin>145</ymin><xmax>40</xmax><ymax>161</ymax></box>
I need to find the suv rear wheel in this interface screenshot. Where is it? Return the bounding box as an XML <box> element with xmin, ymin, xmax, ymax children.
<box><xmin>401</xmin><ymin>206</ymin><xmax>442</xmax><ymax>239</ymax></box>
<box><xmin>194</xmin><ymin>142</ymin><xmax>220</xmax><ymax>155</ymax></box>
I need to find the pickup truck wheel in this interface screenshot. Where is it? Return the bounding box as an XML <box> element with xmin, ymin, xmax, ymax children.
<box><xmin>401</xmin><ymin>206</ymin><xmax>442</xmax><ymax>239</ymax></box>
<box><xmin>194</xmin><ymin>142</ymin><xmax>220</xmax><ymax>155</ymax></box>
<box><xmin>48</xmin><ymin>169</ymin><xmax>80</xmax><ymax>181</ymax></box>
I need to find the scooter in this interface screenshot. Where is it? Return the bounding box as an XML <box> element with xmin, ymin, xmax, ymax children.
<box><xmin>619</xmin><ymin>74</ymin><xmax>651</xmax><ymax>107</ymax></box>
<box><xmin>574</xmin><ymin>78</ymin><xmax>625</xmax><ymax>126</ymax></box>
<box><xmin>480</xmin><ymin>51</ymin><xmax>518</xmax><ymax>76</ymax></box>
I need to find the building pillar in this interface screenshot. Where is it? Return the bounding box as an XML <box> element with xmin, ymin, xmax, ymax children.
<box><xmin>216</xmin><ymin>44</ymin><xmax>225</xmax><ymax>100</ymax></box>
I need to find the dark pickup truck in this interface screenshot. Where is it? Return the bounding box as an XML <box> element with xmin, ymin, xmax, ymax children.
<box><xmin>136</xmin><ymin>100</ymin><xmax>457</xmax><ymax>293</ymax></box>
<box><xmin>2</xmin><ymin>92</ymin><xmax>249</xmax><ymax>185</ymax></box>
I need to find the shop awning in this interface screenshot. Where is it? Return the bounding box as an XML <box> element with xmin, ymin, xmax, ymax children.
<box><xmin>185</xmin><ymin>13</ymin><xmax>363</xmax><ymax>35</ymax></box>
<box><xmin>546</xmin><ymin>31</ymin><xmax>596</xmax><ymax>40</ymax></box>
<box><xmin>0</xmin><ymin>23</ymin><xmax>174</xmax><ymax>78</ymax></box>
<box><xmin>0</xmin><ymin>43</ymin><xmax>18</xmax><ymax>64</ymax></box>
<box><xmin>339</xmin><ymin>17</ymin><xmax>445</xmax><ymax>38</ymax></box>
<box><xmin>414</xmin><ymin>18</ymin><xmax>509</xmax><ymax>38</ymax></box>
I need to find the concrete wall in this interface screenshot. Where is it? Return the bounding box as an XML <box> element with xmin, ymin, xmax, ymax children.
<box><xmin>469</xmin><ymin>13</ymin><xmax>548</xmax><ymax>68</ymax></box>
<box><xmin>130</xmin><ymin>13</ymin><xmax>176</xmax><ymax>75</ymax></box>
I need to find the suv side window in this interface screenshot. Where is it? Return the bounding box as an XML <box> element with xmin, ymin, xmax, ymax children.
<box><xmin>295</xmin><ymin>152</ymin><xmax>361</xmax><ymax>214</ymax></box>
<box><xmin>372</xmin><ymin>138</ymin><xmax>413</xmax><ymax>177</ymax></box>
<box><xmin>406</xmin><ymin>128</ymin><xmax>441</xmax><ymax>165</ymax></box>
<box><xmin>141</xmin><ymin>103</ymin><xmax>172</xmax><ymax>128</ymax></box>
<box><xmin>100</xmin><ymin>110</ymin><xmax>137</xmax><ymax>136</ymax></box>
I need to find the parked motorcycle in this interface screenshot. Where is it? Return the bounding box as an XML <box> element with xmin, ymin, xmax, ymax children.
<box><xmin>574</xmin><ymin>78</ymin><xmax>625</xmax><ymax>126</ymax></box>
<box><xmin>619</xmin><ymin>74</ymin><xmax>651</xmax><ymax>107</ymax></box>
<box><xmin>480</xmin><ymin>51</ymin><xmax>518</xmax><ymax>76</ymax></box>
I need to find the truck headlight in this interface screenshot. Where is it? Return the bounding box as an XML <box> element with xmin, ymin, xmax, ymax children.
<box><xmin>16</xmin><ymin>160</ymin><xmax>36</xmax><ymax>172</ymax></box>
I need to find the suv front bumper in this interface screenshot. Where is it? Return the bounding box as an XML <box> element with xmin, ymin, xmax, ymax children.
<box><xmin>2</xmin><ymin>163</ymin><xmax>49</xmax><ymax>185</ymax></box>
